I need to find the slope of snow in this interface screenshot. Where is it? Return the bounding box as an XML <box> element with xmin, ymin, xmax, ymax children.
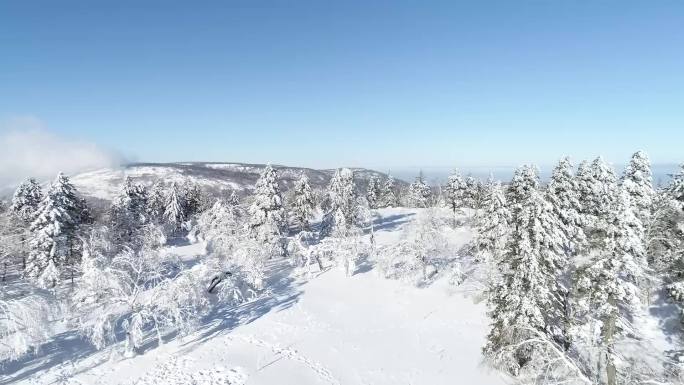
<box><xmin>68</xmin><ymin>163</ymin><xmax>404</xmax><ymax>201</ymax></box>
<box><xmin>4</xmin><ymin>208</ymin><xmax>505</xmax><ymax>385</ymax></box>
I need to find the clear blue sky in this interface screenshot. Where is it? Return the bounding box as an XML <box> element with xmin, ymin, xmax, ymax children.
<box><xmin>1</xmin><ymin>0</ymin><xmax>683</xmax><ymax>170</ymax></box>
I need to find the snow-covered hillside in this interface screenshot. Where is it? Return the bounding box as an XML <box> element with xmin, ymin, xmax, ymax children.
<box><xmin>1</xmin><ymin>208</ymin><xmax>505</xmax><ymax>385</ymax></box>
<box><xmin>70</xmin><ymin>163</ymin><xmax>403</xmax><ymax>201</ymax></box>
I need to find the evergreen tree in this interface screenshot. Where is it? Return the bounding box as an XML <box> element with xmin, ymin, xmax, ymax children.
<box><xmin>27</xmin><ymin>173</ymin><xmax>87</xmax><ymax>288</ymax></box>
<box><xmin>576</xmin><ymin>189</ymin><xmax>646</xmax><ymax>385</ymax></box>
<box><xmin>668</xmin><ymin>164</ymin><xmax>684</xmax><ymax>210</ymax></box>
<box><xmin>380</xmin><ymin>175</ymin><xmax>398</xmax><ymax>208</ymax></box>
<box><xmin>407</xmin><ymin>172</ymin><xmax>431</xmax><ymax>208</ymax></box>
<box><xmin>291</xmin><ymin>173</ymin><xmax>315</xmax><ymax>232</ymax></box>
<box><xmin>366</xmin><ymin>175</ymin><xmax>382</xmax><ymax>209</ymax></box>
<box><xmin>10</xmin><ymin>178</ymin><xmax>43</xmax><ymax>223</ymax></box>
<box><xmin>484</xmin><ymin>165</ymin><xmax>567</xmax><ymax>377</ymax></box>
<box><xmin>110</xmin><ymin>177</ymin><xmax>149</xmax><ymax>247</ymax></box>
<box><xmin>462</xmin><ymin>175</ymin><xmax>479</xmax><ymax>208</ymax></box>
<box><xmin>183</xmin><ymin>182</ymin><xmax>203</xmax><ymax>217</ymax></box>
<box><xmin>164</xmin><ymin>182</ymin><xmax>186</xmax><ymax>229</ymax></box>
<box><xmin>322</xmin><ymin>168</ymin><xmax>361</xmax><ymax>237</ymax></box>
<box><xmin>228</xmin><ymin>190</ymin><xmax>240</xmax><ymax>206</ymax></box>
<box><xmin>575</xmin><ymin>160</ymin><xmax>595</xmax><ymax>211</ymax></box>
<box><xmin>621</xmin><ymin>150</ymin><xmax>653</xmax><ymax>224</ymax></box>
<box><xmin>147</xmin><ymin>182</ymin><xmax>166</xmax><ymax>223</ymax></box>
<box><xmin>248</xmin><ymin>164</ymin><xmax>286</xmax><ymax>243</ymax></box>
<box><xmin>506</xmin><ymin>164</ymin><xmax>540</xmax><ymax>209</ymax></box>
<box><xmin>547</xmin><ymin>157</ymin><xmax>586</xmax><ymax>254</ymax></box>
<box><xmin>583</xmin><ymin>157</ymin><xmax>620</xmax><ymax>243</ymax></box>
<box><xmin>475</xmin><ymin>181</ymin><xmax>511</xmax><ymax>261</ymax></box>
<box><xmin>444</xmin><ymin>169</ymin><xmax>465</xmax><ymax>222</ymax></box>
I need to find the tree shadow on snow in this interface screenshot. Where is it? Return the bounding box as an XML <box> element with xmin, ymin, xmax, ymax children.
<box><xmin>0</xmin><ymin>330</ymin><xmax>102</xmax><ymax>384</ymax></box>
<box><xmin>352</xmin><ymin>256</ymin><xmax>375</xmax><ymax>276</ymax></box>
<box><xmin>648</xmin><ymin>289</ymin><xmax>684</xmax><ymax>345</ymax></box>
<box><xmin>369</xmin><ymin>213</ymin><xmax>415</xmax><ymax>233</ymax></box>
<box><xmin>0</xmin><ymin>260</ymin><xmax>302</xmax><ymax>384</ymax></box>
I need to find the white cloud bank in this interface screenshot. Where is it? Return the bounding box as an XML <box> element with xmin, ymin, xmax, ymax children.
<box><xmin>0</xmin><ymin>117</ymin><xmax>123</xmax><ymax>188</ymax></box>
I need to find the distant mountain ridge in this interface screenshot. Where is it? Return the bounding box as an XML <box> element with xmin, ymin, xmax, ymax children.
<box><xmin>69</xmin><ymin>162</ymin><xmax>407</xmax><ymax>201</ymax></box>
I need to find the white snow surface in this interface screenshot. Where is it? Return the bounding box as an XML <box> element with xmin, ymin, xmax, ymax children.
<box><xmin>70</xmin><ymin>166</ymin><xmax>245</xmax><ymax>200</ymax></box>
<box><xmin>5</xmin><ymin>208</ymin><xmax>506</xmax><ymax>385</ymax></box>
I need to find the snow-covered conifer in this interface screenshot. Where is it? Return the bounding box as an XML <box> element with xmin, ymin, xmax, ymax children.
<box><xmin>366</xmin><ymin>175</ymin><xmax>382</xmax><ymax>209</ymax></box>
<box><xmin>621</xmin><ymin>150</ymin><xmax>653</xmax><ymax>223</ymax></box>
<box><xmin>147</xmin><ymin>182</ymin><xmax>166</xmax><ymax>223</ymax></box>
<box><xmin>164</xmin><ymin>182</ymin><xmax>186</xmax><ymax>229</ymax></box>
<box><xmin>27</xmin><ymin>173</ymin><xmax>86</xmax><ymax>287</ymax></box>
<box><xmin>462</xmin><ymin>175</ymin><xmax>479</xmax><ymax>208</ymax></box>
<box><xmin>380</xmin><ymin>175</ymin><xmax>398</xmax><ymax>208</ymax></box>
<box><xmin>183</xmin><ymin>182</ymin><xmax>203</xmax><ymax>217</ymax></box>
<box><xmin>475</xmin><ymin>181</ymin><xmax>510</xmax><ymax>262</ymax></box>
<box><xmin>581</xmin><ymin>157</ymin><xmax>619</xmax><ymax>243</ymax></box>
<box><xmin>291</xmin><ymin>173</ymin><xmax>315</xmax><ymax>232</ymax></box>
<box><xmin>407</xmin><ymin>173</ymin><xmax>432</xmax><ymax>208</ymax></box>
<box><xmin>444</xmin><ymin>169</ymin><xmax>465</xmax><ymax>222</ymax></box>
<box><xmin>248</xmin><ymin>164</ymin><xmax>286</xmax><ymax>246</ymax></box>
<box><xmin>110</xmin><ymin>177</ymin><xmax>149</xmax><ymax>247</ymax></box>
<box><xmin>9</xmin><ymin>178</ymin><xmax>43</xmax><ymax>223</ymax></box>
<box><xmin>668</xmin><ymin>164</ymin><xmax>684</xmax><ymax>210</ymax></box>
<box><xmin>575</xmin><ymin>160</ymin><xmax>594</xmax><ymax>211</ymax></box>
<box><xmin>322</xmin><ymin>168</ymin><xmax>361</xmax><ymax>237</ymax></box>
<box><xmin>575</xmin><ymin>188</ymin><xmax>646</xmax><ymax>385</ymax></box>
<box><xmin>484</xmin><ymin>165</ymin><xmax>567</xmax><ymax>377</ymax></box>
<box><xmin>547</xmin><ymin>157</ymin><xmax>586</xmax><ymax>254</ymax></box>
<box><xmin>506</xmin><ymin>164</ymin><xmax>539</xmax><ymax>208</ymax></box>
<box><xmin>228</xmin><ymin>190</ymin><xmax>240</xmax><ymax>206</ymax></box>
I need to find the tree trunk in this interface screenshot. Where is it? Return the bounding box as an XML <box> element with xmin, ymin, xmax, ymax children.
<box><xmin>604</xmin><ymin>295</ymin><xmax>617</xmax><ymax>385</ymax></box>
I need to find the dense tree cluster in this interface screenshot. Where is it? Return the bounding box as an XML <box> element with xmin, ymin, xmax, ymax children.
<box><xmin>480</xmin><ymin>151</ymin><xmax>684</xmax><ymax>385</ymax></box>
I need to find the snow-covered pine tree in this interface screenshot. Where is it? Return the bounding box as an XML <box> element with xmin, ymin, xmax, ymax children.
<box><xmin>583</xmin><ymin>157</ymin><xmax>620</xmax><ymax>245</ymax></box>
<box><xmin>366</xmin><ymin>175</ymin><xmax>382</xmax><ymax>209</ymax></box>
<box><xmin>147</xmin><ymin>182</ymin><xmax>166</xmax><ymax>223</ymax></box>
<box><xmin>407</xmin><ymin>172</ymin><xmax>432</xmax><ymax>208</ymax></box>
<box><xmin>9</xmin><ymin>178</ymin><xmax>43</xmax><ymax>223</ymax></box>
<box><xmin>462</xmin><ymin>175</ymin><xmax>479</xmax><ymax>209</ymax></box>
<box><xmin>621</xmin><ymin>150</ymin><xmax>654</xmax><ymax>224</ymax></box>
<box><xmin>575</xmin><ymin>188</ymin><xmax>646</xmax><ymax>385</ymax></box>
<box><xmin>291</xmin><ymin>173</ymin><xmax>315</xmax><ymax>232</ymax></box>
<box><xmin>228</xmin><ymin>190</ymin><xmax>240</xmax><ymax>206</ymax></box>
<box><xmin>164</xmin><ymin>182</ymin><xmax>186</xmax><ymax>229</ymax></box>
<box><xmin>183</xmin><ymin>182</ymin><xmax>203</xmax><ymax>217</ymax></box>
<box><xmin>27</xmin><ymin>173</ymin><xmax>87</xmax><ymax>288</ymax></box>
<box><xmin>322</xmin><ymin>168</ymin><xmax>361</xmax><ymax>237</ymax></box>
<box><xmin>7</xmin><ymin>178</ymin><xmax>43</xmax><ymax>271</ymax></box>
<box><xmin>668</xmin><ymin>164</ymin><xmax>684</xmax><ymax>211</ymax></box>
<box><xmin>380</xmin><ymin>175</ymin><xmax>398</xmax><ymax>208</ymax></box>
<box><xmin>575</xmin><ymin>160</ymin><xmax>595</xmax><ymax>212</ymax></box>
<box><xmin>475</xmin><ymin>181</ymin><xmax>510</xmax><ymax>263</ymax></box>
<box><xmin>110</xmin><ymin>177</ymin><xmax>150</xmax><ymax>247</ymax></box>
<box><xmin>547</xmin><ymin>157</ymin><xmax>586</xmax><ymax>255</ymax></box>
<box><xmin>248</xmin><ymin>164</ymin><xmax>286</xmax><ymax>247</ymax></box>
<box><xmin>444</xmin><ymin>169</ymin><xmax>465</xmax><ymax>224</ymax></box>
<box><xmin>660</xmin><ymin>167</ymin><xmax>684</xmax><ymax>337</ymax></box>
<box><xmin>506</xmin><ymin>164</ymin><xmax>540</xmax><ymax>208</ymax></box>
<box><xmin>483</xmin><ymin>165</ymin><xmax>567</xmax><ymax>379</ymax></box>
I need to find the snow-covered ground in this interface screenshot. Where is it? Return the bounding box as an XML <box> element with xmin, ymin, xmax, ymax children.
<box><xmin>2</xmin><ymin>208</ymin><xmax>507</xmax><ymax>385</ymax></box>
